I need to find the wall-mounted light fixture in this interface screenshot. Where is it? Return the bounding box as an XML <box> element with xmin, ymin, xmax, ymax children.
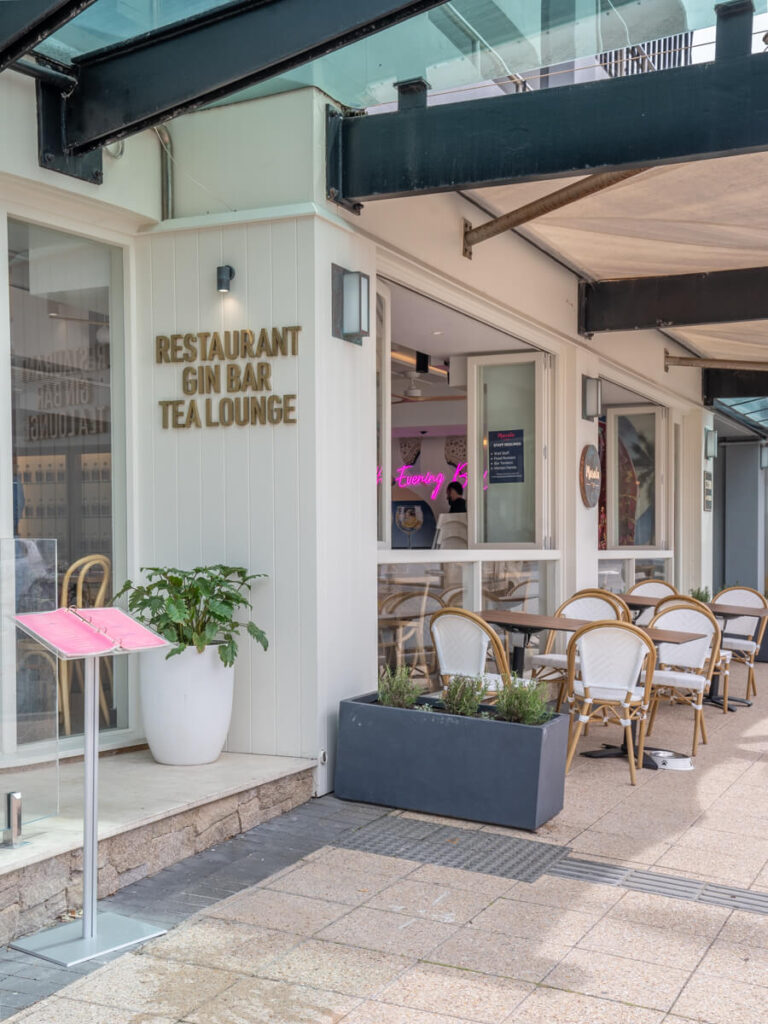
<box><xmin>581</xmin><ymin>375</ymin><xmax>602</xmax><ymax>421</ymax></box>
<box><xmin>705</xmin><ymin>428</ymin><xmax>719</xmax><ymax>460</ymax></box>
<box><xmin>332</xmin><ymin>264</ymin><xmax>370</xmax><ymax>344</ymax></box>
<box><xmin>761</xmin><ymin>445</ymin><xmax>768</xmax><ymax>470</ymax></box>
<box><xmin>217</xmin><ymin>265</ymin><xmax>235</xmax><ymax>293</ymax></box>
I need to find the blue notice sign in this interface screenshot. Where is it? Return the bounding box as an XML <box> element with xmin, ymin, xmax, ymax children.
<box><xmin>488</xmin><ymin>429</ymin><xmax>524</xmax><ymax>483</ymax></box>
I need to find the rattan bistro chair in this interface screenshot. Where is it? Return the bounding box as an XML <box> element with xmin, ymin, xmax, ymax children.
<box><xmin>712</xmin><ymin>587</ymin><xmax>768</xmax><ymax>699</ymax></box>
<box><xmin>59</xmin><ymin>554</ymin><xmax>112</xmax><ymax>736</ymax></box>
<box><xmin>646</xmin><ymin>602</ymin><xmax>719</xmax><ymax>756</ymax></box>
<box><xmin>429</xmin><ymin>608</ymin><xmax>514</xmax><ymax>694</ymax></box>
<box><xmin>655</xmin><ymin>594</ymin><xmax>732</xmax><ymax>713</ymax></box>
<box><xmin>565</xmin><ymin>622</ymin><xmax>656</xmax><ymax>785</ymax></box>
<box><xmin>531</xmin><ymin>589</ymin><xmax>629</xmax><ymax>711</ymax></box>
<box><xmin>626</xmin><ymin>579</ymin><xmax>678</xmax><ymax>625</ymax></box>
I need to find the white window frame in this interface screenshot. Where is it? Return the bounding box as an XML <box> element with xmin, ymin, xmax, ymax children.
<box><xmin>376</xmin><ymin>284</ymin><xmax>392</xmax><ymax>550</ymax></box>
<box><xmin>467</xmin><ymin>351</ymin><xmax>550</xmax><ymax>550</ymax></box>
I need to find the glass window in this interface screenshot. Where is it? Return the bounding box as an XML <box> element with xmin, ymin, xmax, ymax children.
<box><xmin>8</xmin><ymin>219</ymin><xmax>126</xmax><ymax>739</ymax></box>
<box><xmin>474</xmin><ymin>358</ymin><xmax>539</xmax><ymax>545</ymax></box>
<box><xmin>604</xmin><ymin>407</ymin><xmax>663</xmax><ymax>548</ymax></box>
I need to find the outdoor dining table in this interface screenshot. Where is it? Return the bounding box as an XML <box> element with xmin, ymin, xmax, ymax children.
<box><xmin>480</xmin><ymin>609</ymin><xmax>705</xmax><ymax>677</ymax></box>
<box><xmin>618</xmin><ymin>594</ymin><xmax>768</xmax><ymax>710</ymax></box>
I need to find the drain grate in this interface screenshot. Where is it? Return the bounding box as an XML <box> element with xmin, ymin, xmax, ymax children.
<box><xmin>334</xmin><ymin>815</ymin><xmax>570</xmax><ymax>882</ymax></box>
<box><xmin>335</xmin><ymin>813</ymin><xmax>768</xmax><ymax>915</ymax></box>
<box><xmin>549</xmin><ymin>856</ymin><xmax>768</xmax><ymax>915</ymax></box>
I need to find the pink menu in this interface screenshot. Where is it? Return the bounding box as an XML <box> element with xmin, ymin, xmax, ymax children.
<box><xmin>15</xmin><ymin>608</ymin><xmax>168</xmax><ymax>660</ymax></box>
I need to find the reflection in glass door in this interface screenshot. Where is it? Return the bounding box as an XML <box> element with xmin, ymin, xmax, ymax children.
<box><xmin>7</xmin><ymin>219</ymin><xmax>126</xmax><ymax>747</ymax></box>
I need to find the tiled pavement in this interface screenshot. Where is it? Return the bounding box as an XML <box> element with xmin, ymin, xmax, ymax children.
<box><xmin>4</xmin><ymin>663</ymin><xmax>768</xmax><ymax>1023</ymax></box>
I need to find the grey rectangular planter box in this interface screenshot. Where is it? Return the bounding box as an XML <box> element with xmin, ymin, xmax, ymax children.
<box><xmin>335</xmin><ymin>693</ymin><xmax>569</xmax><ymax>831</ymax></box>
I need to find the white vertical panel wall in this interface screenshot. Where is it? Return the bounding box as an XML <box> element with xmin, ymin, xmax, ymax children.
<box><xmin>134</xmin><ymin>215</ymin><xmax>377</xmax><ymax>788</ymax></box>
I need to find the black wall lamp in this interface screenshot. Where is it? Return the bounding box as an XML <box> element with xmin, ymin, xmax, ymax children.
<box><xmin>582</xmin><ymin>375</ymin><xmax>602</xmax><ymax>421</ymax></box>
<box><xmin>332</xmin><ymin>264</ymin><xmax>370</xmax><ymax>344</ymax></box>
<box><xmin>217</xmin><ymin>265</ymin><xmax>235</xmax><ymax>293</ymax></box>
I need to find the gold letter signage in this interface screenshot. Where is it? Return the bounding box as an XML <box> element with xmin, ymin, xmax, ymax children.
<box><xmin>155</xmin><ymin>327</ymin><xmax>300</xmax><ymax>429</ymax></box>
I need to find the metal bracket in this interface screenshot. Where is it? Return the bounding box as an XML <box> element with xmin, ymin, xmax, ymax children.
<box><xmin>37</xmin><ymin>80</ymin><xmax>103</xmax><ymax>184</ymax></box>
<box><xmin>462</xmin><ymin>219</ymin><xmax>473</xmax><ymax>260</ymax></box>
<box><xmin>325</xmin><ymin>106</ymin><xmax>363</xmax><ymax>214</ymax></box>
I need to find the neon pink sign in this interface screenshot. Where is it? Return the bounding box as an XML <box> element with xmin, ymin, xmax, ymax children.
<box><xmin>377</xmin><ymin>462</ymin><xmax>487</xmax><ymax>498</ymax></box>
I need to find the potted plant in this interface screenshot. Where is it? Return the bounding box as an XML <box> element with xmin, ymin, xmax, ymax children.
<box><xmin>335</xmin><ymin>669</ymin><xmax>568</xmax><ymax>830</ymax></box>
<box><xmin>114</xmin><ymin>565</ymin><xmax>268</xmax><ymax>765</ymax></box>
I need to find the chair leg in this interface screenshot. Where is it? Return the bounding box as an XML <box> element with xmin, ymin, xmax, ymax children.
<box><xmin>625</xmin><ymin>724</ymin><xmax>637</xmax><ymax>786</ymax></box>
<box><xmin>747</xmin><ymin>658</ymin><xmax>757</xmax><ymax>699</ymax></box>
<box><xmin>565</xmin><ymin>717</ymin><xmax>586</xmax><ymax>774</ymax></box>
<box><xmin>59</xmin><ymin>661</ymin><xmax>71</xmax><ymax>737</ymax></box>
<box><xmin>722</xmin><ymin>665</ymin><xmax>729</xmax><ymax>714</ymax></box>
<box><xmin>555</xmin><ymin>679</ymin><xmax>567</xmax><ymax>712</ymax></box>
<box><xmin>636</xmin><ymin>715</ymin><xmax>648</xmax><ymax>772</ymax></box>
<box><xmin>692</xmin><ymin>707</ymin><xmax>703</xmax><ymax>757</ymax></box>
<box><xmin>698</xmin><ymin>703</ymin><xmax>708</xmax><ymax>746</ymax></box>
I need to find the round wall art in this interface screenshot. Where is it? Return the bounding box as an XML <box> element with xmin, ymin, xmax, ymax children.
<box><xmin>579</xmin><ymin>444</ymin><xmax>601</xmax><ymax>508</ymax></box>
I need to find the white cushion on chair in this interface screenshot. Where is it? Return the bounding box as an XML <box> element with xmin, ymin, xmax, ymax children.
<box><xmin>722</xmin><ymin>637</ymin><xmax>758</xmax><ymax>653</ymax></box>
<box><xmin>531</xmin><ymin>653</ymin><xmax>570</xmax><ymax>671</ymax></box>
<box><xmin>649</xmin><ymin>669</ymin><xmax>707</xmax><ymax>691</ymax></box>
<box><xmin>573</xmin><ymin>682</ymin><xmax>644</xmax><ymax>703</ymax></box>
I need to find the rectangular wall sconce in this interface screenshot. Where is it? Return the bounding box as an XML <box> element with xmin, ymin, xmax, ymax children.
<box><xmin>761</xmin><ymin>445</ymin><xmax>768</xmax><ymax>470</ymax></box>
<box><xmin>581</xmin><ymin>375</ymin><xmax>602</xmax><ymax>421</ymax></box>
<box><xmin>332</xmin><ymin>264</ymin><xmax>370</xmax><ymax>344</ymax></box>
<box><xmin>705</xmin><ymin>428</ymin><xmax>719</xmax><ymax>460</ymax></box>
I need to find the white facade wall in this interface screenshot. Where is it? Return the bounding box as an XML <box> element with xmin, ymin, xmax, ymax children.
<box><xmin>0</xmin><ymin>84</ymin><xmax>720</xmax><ymax>785</ymax></box>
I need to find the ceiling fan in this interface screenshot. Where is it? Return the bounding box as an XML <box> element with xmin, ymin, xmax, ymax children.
<box><xmin>392</xmin><ymin>369</ymin><xmax>466</xmax><ymax>403</ymax></box>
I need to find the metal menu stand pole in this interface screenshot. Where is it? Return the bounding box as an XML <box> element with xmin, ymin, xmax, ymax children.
<box><xmin>11</xmin><ymin>609</ymin><xmax>168</xmax><ymax>966</ymax></box>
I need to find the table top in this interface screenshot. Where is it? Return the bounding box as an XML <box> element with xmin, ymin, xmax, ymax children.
<box><xmin>481</xmin><ymin>610</ymin><xmax>703</xmax><ymax>645</ymax></box>
<box><xmin>619</xmin><ymin>593</ymin><xmax>768</xmax><ymax>618</ymax></box>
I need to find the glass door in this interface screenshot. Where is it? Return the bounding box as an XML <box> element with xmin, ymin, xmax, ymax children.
<box><xmin>605</xmin><ymin>405</ymin><xmax>666</xmax><ymax>549</ymax></box>
<box><xmin>467</xmin><ymin>353</ymin><xmax>548</xmax><ymax>548</ymax></box>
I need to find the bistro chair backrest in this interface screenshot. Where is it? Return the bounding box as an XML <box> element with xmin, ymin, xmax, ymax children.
<box><xmin>544</xmin><ymin>589</ymin><xmax>624</xmax><ymax>655</ymax></box>
<box><xmin>713</xmin><ymin>587</ymin><xmax>767</xmax><ymax>640</ymax></box>
<box><xmin>60</xmin><ymin>554</ymin><xmax>111</xmax><ymax>609</ymax></box>
<box><xmin>649</xmin><ymin>604</ymin><xmax>718</xmax><ymax>674</ymax></box>
<box><xmin>627</xmin><ymin>580</ymin><xmax>677</xmax><ymax>598</ymax></box>
<box><xmin>568</xmin><ymin>622</ymin><xmax>655</xmax><ymax>699</ymax></box>
<box><xmin>430</xmin><ymin>608</ymin><xmax>509</xmax><ymax>683</ymax></box>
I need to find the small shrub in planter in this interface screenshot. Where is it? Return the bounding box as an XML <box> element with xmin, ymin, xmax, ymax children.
<box><xmin>336</xmin><ymin>672</ymin><xmax>569</xmax><ymax>830</ymax></box>
<box><xmin>378</xmin><ymin>665</ymin><xmax>422</xmax><ymax>709</ymax></box>
<box><xmin>689</xmin><ymin>586</ymin><xmax>711</xmax><ymax>603</ymax></box>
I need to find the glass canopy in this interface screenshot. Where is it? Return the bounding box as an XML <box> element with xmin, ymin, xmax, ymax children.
<box><xmin>36</xmin><ymin>0</ymin><xmax>766</xmax><ymax>111</ymax></box>
<box><xmin>717</xmin><ymin>397</ymin><xmax>768</xmax><ymax>432</ymax></box>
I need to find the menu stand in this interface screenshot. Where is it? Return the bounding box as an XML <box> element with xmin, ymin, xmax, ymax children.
<box><xmin>10</xmin><ymin>608</ymin><xmax>169</xmax><ymax>966</ymax></box>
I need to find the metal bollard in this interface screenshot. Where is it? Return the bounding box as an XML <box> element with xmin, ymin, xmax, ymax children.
<box><xmin>2</xmin><ymin>793</ymin><xmax>22</xmax><ymax>847</ymax></box>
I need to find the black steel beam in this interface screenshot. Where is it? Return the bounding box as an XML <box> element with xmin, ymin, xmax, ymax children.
<box><xmin>0</xmin><ymin>0</ymin><xmax>96</xmax><ymax>71</ymax></box>
<box><xmin>328</xmin><ymin>48</ymin><xmax>768</xmax><ymax>203</ymax></box>
<box><xmin>49</xmin><ymin>0</ymin><xmax>449</xmax><ymax>154</ymax></box>
<box><xmin>705</xmin><ymin>370</ymin><xmax>768</xmax><ymax>404</ymax></box>
<box><xmin>579</xmin><ymin>266</ymin><xmax>768</xmax><ymax>335</ymax></box>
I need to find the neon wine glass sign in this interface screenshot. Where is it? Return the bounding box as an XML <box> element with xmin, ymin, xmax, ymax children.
<box><xmin>377</xmin><ymin>462</ymin><xmax>488</xmax><ymax>500</ymax></box>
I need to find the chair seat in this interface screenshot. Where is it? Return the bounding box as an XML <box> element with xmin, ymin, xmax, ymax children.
<box><xmin>718</xmin><ymin>649</ymin><xmax>733</xmax><ymax>663</ymax></box>
<box><xmin>573</xmin><ymin>683</ymin><xmax>644</xmax><ymax>702</ymax></box>
<box><xmin>531</xmin><ymin>653</ymin><xmax>574</xmax><ymax>671</ymax></box>
<box><xmin>649</xmin><ymin>669</ymin><xmax>707</xmax><ymax>692</ymax></box>
<box><xmin>446</xmin><ymin>673</ymin><xmax>537</xmax><ymax>690</ymax></box>
<box><xmin>722</xmin><ymin>637</ymin><xmax>758</xmax><ymax>653</ymax></box>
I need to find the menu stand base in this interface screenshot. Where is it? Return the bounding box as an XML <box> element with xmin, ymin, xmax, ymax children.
<box><xmin>11</xmin><ymin>912</ymin><xmax>165</xmax><ymax>967</ymax></box>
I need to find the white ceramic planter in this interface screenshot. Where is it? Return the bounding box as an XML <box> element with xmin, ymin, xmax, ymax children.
<box><xmin>140</xmin><ymin>645</ymin><xmax>234</xmax><ymax>765</ymax></box>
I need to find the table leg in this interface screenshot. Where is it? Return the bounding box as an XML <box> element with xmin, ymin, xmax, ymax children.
<box><xmin>511</xmin><ymin>643</ymin><xmax>527</xmax><ymax>677</ymax></box>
